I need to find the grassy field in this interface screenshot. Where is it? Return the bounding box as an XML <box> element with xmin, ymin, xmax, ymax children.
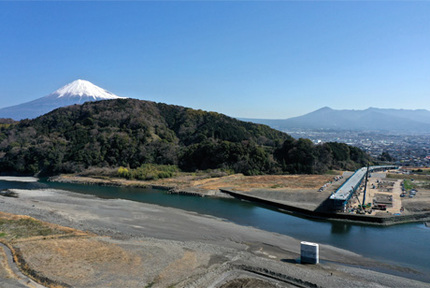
<box><xmin>387</xmin><ymin>173</ymin><xmax>430</xmax><ymax>181</ymax></box>
<box><xmin>387</xmin><ymin>173</ymin><xmax>430</xmax><ymax>190</ymax></box>
<box><xmin>403</xmin><ymin>179</ymin><xmax>416</xmax><ymax>191</ymax></box>
<box><xmin>0</xmin><ymin>217</ymin><xmax>60</xmax><ymax>240</ymax></box>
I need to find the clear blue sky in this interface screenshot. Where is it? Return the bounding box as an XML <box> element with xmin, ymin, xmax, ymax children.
<box><xmin>0</xmin><ymin>1</ymin><xmax>429</xmax><ymax>119</ymax></box>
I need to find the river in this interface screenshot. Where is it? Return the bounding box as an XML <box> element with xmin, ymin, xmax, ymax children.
<box><xmin>1</xmin><ymin>178</ymin><xmax>430</xmax><ymax>276</ymax></box>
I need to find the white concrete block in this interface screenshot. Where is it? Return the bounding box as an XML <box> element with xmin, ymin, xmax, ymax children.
<box><xmin>301</xmin><ymin>241</ymin><xmax>319</xmax><ymax>264</ymax></box>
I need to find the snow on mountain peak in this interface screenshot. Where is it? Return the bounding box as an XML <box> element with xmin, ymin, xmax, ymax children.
<box><xmin>52</xmin><ymin>79</ymin><xmax>125</xmax><ymax>100</ymax></box>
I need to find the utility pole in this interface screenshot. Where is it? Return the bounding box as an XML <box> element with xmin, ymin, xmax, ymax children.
<box><xmin>362</xmin><ymin>163</ymin><xmax>370</xmax><ymax>206</ymax></box>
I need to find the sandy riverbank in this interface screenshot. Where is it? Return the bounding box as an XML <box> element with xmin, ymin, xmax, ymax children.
<box><xmin>50</xmin><ymin>172</ymin><xmax>430</xmax><ymax>226</ymax></box>
<box><xmin>0</xmin><ymin>187</ymin><xmax>429</xmax><ymax>287</ymax></box>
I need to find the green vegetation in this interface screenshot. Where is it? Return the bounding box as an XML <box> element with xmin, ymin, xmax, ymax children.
<box><xmin>403</xmin><ymin>179</ymin><xmax>415</xmax><ymax>191</ymax></box>
<box><xmin>0</xmin><ymin>217</ymin><xmax>62</xmax><ymax>240</ymax></box>
<box><xmin>401</xmin><ymin>176</ymin><xmax>430</xmax><ymax>190</ymax></box>
<box><xmin>410</xmin><ymin>168</ymin><xmax>430</xmax><ymax>175</ymax></box>
<box><xmin>117</xmin><ymin>164</ymin><xmax>178</xmax><ymax>180</ymax></box>
<box><xmin>274</xmin><ymin>139</ymin><xmax>370</xmax><ymax>174</ymax></box>
<box><xmin>387</xmin><ymin>173</ymin><xmax>430</xmax><ymax>181</ymax></box>
<box><xmin>378</xmin><ymin>151</ymin><xmax>394</xmax><ymax>162</ymax></box>
<box><xmin>387</xmin><ymin>173</ymin><xmax>430</xmax><ymax>189</ymax></box>
<box><xmin>0</xmin><ymin>99</ymin><xmax>370</xmax><ymax>176</ymax></box>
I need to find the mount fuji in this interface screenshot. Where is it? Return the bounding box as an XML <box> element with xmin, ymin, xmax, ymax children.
<box><xmin>0</xmin><ymin>79</ymin><xmax>126</xmax><ymax>120</ymax></box>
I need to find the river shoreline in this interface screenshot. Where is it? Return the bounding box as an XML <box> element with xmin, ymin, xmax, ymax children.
<box><xmin>49</xmin><ymin>174</ymin><xmax>430</xmax><ymax>227</ymax></box>
<box><xmin>221</xmin><ymin>189</ymin><xmax>430</xmax><ymax>226</ymax></box>
<box><xmin>0</xmin><ymin>186</ymin><xmax>429</xmax><ymax>287</ymax></box>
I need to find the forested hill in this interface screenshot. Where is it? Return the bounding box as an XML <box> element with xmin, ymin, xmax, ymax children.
<box><xmin>0</xmin><ymin>98</ymin><xmax>370</xmax><ymax>176</ymax></box>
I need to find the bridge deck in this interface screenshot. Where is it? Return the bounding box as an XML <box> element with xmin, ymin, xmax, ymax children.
<box><xmin>330</xmin><ymin>165</ymin><xmax>398</xmax><ymax>202</ymax></box>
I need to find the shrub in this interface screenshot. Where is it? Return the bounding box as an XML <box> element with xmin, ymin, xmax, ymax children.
<box><xmin>117</xmin><ymin>166</ymin><xmax>130</xmax><ymax>178</ymax></box>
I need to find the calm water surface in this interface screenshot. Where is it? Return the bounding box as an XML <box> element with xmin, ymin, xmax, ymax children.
<box><xmin>1</xmin><ymin>179</ymin><xmax>429</xmax><ymax>276</ymax></box>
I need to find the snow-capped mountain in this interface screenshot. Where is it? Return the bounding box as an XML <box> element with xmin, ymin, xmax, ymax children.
<box><xmin>0</xmin><ymin>80</ymin><xmax>126</xmax><ymax>120</ymax></box>
<box><xmin>51</xmin><ymin>79</ymin><xmax>123</xmax><ymax>101</ymax></box>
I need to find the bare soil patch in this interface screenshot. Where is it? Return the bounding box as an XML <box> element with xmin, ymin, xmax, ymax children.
<box><xmin>387</xmin><ymin>173</ymin><xmax>430</xmax><ymax>213</ymax></box>
<box><xmin>402</xmin><ymin>188</ymin><xmax>430</xmax><ymax>212</ymax></box>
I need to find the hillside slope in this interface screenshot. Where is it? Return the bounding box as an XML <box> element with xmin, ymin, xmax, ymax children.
<box><xmin>0</xmin><ymin>99</ymin><xmax>369</xmax><ymax>176</ymax></box>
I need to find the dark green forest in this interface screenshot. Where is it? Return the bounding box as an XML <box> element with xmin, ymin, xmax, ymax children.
<box><xmin>0</xmin><ymin>99</ymin><xmax>371</xmax><ymax>176</ymax></box>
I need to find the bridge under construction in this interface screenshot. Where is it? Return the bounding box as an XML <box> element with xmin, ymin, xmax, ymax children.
<box><xmin>330</xmin><ymin>165</ymin><xmax>398</xmax><ymax>211</ymax></box>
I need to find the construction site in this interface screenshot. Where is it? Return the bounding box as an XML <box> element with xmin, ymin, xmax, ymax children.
<box><xmin>344</xmin><ymin>173</ymin><xmax>404</xmax><ymax>216</ymax></box>
<box><xmin>329</xmin><ymin>166</ymin><xmax>400</xmax><ymax>214</ymax></box>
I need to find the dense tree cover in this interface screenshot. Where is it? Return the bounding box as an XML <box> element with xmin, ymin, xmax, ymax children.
<box><xmin>0</xmin><ymin>99</ymin><xmax>371</xmax><ymax>176</ymax></box>
<box><xmin>379</xmin><ymin>151</ymin><xmax>394</xmax><ymax>162</ymax></box>
<box><xmin>273</xmin><ymin>139</ymin><xmax>370</xmax><ymax>174</ymax></box>
<box><xmin>0</xmin><ymin>118</ymin><xmax>16</xmax><ymax>125</ymax></box>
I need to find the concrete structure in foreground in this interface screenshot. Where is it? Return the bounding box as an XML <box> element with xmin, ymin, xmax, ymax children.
<box><xmin>300</xmin><ymin>241</ymin><xmax>319</xmax><ymax>264</ymax></box>
<box><xmin>330</xmin><ymin>165</ymin><xmax>398</xmax><ymax>211</ymax></box>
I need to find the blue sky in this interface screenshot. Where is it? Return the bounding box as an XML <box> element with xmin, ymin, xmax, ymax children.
<box><xmin>0</xmin><ymin>1</ymin><xmax>429</xmax><ymax>119</ymax></box>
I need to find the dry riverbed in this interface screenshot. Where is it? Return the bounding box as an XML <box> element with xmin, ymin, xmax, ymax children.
<box><xmin>0</xmin><ymin>186</ymin><xmax>429</xmax><ymax>288</ymax></box>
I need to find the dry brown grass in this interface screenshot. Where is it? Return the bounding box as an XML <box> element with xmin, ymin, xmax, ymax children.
<box><xmin>0</xmin><ymin>212</ymin><xmax>146</xmax><ymax>287</ymax></box>
<box><xmin>15</xmin><ymin>237</ymin><xmax>142</xmax><ymax>286</ymax></box>
<box><xmin>0</xmin><ymin>212</ymin><xmax>91</xmax><ymax>287</ymax></box>
<box><xmin>187</xmin><ymin>174</ymin><xmax>339</xmax><ymax>191</ymax></box>
<box><xmin>0</xmin><ymin>211</ymin><xmax>211</xmax><ymax>287</ymax></box>
<box><xmin>387</xmin><ymin>173</ymin><xmax>430</xmax><ymax>181</ymax></box>
<box><xmin>0</xmin><ymin>211</ymin><xmax>86</xmax><ymax>242</ymax></box>
<box><xmin>58</xmin><ymin>173</ymin><xmax>340</xmax><ymax>192</ymax></box>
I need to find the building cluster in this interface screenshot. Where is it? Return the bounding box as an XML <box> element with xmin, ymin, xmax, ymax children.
<box><xmin>287</xmin><ymin>129</ymin><xmax>430</xmax><ymax>167</ymax></box>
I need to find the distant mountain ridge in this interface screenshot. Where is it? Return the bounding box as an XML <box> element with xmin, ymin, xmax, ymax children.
<box><xmin>242</xmin><ymin>107</ymin><xmax>430</xmax><ymax>133</ymax></box>
<box><xmin>0</xmin><ymin>79</ymin><xmax>125</xmax><ymax>120</ymax></box>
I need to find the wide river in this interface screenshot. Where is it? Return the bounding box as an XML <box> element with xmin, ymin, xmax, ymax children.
<box><xmin>1</xmin><ymin>178</ymin><xmax>430</xmax><ymax>277</ymax></box>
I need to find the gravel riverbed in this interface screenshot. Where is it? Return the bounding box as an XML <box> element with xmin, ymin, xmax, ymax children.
<box><xmin>0</xmin><ymin>188</ymin><xmax>428</xmax><ymax>287</ymax></box>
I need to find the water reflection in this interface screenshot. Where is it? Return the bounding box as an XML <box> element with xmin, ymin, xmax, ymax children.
<box><xmin>331</xmin><ymin>222</ymin><xmax>352</xmax><ymax>234</ymax></box>
<box><xmin>0</xmin><ymin>179</ymin><xmax>48</xmax><ymax>190</ymax></box>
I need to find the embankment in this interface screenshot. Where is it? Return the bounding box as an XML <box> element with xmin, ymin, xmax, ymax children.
<box><xmin>220</xmin><ymin>189</ymin><xmax>430</xmax><ymax>226</ymax></box>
